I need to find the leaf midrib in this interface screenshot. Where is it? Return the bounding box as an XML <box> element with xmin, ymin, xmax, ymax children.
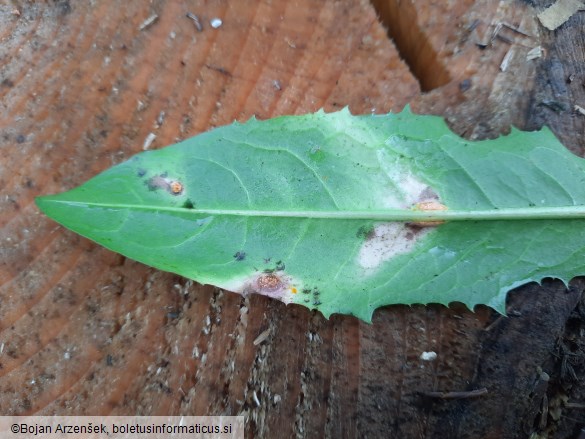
<box><xmin>37</xmin><ymin>198</ymin><xmax>585</xmax><ymax>221</ymax></box>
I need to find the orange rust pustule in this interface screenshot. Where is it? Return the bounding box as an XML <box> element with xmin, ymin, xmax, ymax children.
<box><xmin>410</xmin><ymin>201</ymin><xmax>448</xmax><ymax>227</ymax></box>
<box><xmin>170</xmin><ymin>180</ymin><xmax>183</xmax><ymax>195</ymax></box>
<box><xmin>256</xmin><ymin>273</ymin><xmax>282</xmax><ymax>292</ymax></box>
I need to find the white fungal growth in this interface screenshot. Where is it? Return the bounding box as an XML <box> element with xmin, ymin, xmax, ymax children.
<box><xmin>357</xmin><ymin>223</ymin><xmax>432</xmax><ymax>272</ymax></box>
<box><xmin>356</xmin><ymin>147</ymin><xmax>442</xmax><ymax>274</ymax></box>
<box><xmin>376</xmin><ymin>148</ymin><xmax>437</xmax><ymax>208</ymax></box>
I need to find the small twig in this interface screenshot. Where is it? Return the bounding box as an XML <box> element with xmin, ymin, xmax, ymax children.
<box><xmin>500</xmin><ymin>22</ymin><xmax>535</xmax><ymax>38</ymax></box>
<box><xmin>566</xmin><ymin>402</ymin><xmax>585</xmax><ymax>409</ymax></box>
<box><xmin>422</xmin><ymin>388</ymin><xmax>488</xmax><ymax>399</ymax></box>
<box><xmin>484</xmin><ymin>315</ymin><xmax>503</xmax><ymax>332</ymax></box>
<box><xmin>496</xmin><ymin>33</ymin><xmax>514</xmax><ymax>45</ymax></box>
<box><xmin>186</xmin><ymin>12</ymin><xmax>203</xmax><ymax>32</ymax></box>
<box><xmin>205</xmin><ymin>64</ymin><xmax>232</xmax><ymax>76</ymax></box>
<box><xmin>139</xmin><ymin>14</ymin><xmax>159</xmax><ymax>31</ymax></box>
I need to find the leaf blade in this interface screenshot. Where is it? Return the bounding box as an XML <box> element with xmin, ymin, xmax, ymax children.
<box><xmin>36</xmin><ymin>108</ymin><xmax>585</xmax><ymax>321</ymax></box>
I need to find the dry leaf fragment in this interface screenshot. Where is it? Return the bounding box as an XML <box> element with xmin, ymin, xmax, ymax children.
<box><xmin>537</xmin><ymin>0</ymin><xmax>584</xmax><ymax>30</ymax></box>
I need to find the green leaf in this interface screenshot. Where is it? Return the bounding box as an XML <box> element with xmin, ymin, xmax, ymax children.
<box><xmin>36</xmin><ymin>107</ymin><xmax>585</xmax><ymax>322</ymax></box>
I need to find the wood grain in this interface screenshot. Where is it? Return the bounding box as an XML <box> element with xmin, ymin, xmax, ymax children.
<box><xmin>1</xmin><ymin>1</ymin><xmax>585</xmax><ymax>438</ymax></box>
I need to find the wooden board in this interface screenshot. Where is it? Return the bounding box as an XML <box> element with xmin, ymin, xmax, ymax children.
<box><xmin>1</xmin><ymin>0</ymin><xmax>585</xmax><ymax>437</ymax></box>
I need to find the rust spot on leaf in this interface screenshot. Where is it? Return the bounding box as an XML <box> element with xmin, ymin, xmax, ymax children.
<box><xmin>256</xmin><ymin>273</ymin><xmax>282</xmax><ymax>292</ymax></box>
<box><xmin>170</xmin><ymin>181</ymin><xmax>183</xmax><ymax>195</ymax></box>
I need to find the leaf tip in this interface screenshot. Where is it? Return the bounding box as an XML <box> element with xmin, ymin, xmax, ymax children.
<box><xmin>35</xmin><ymin>194</ymin><xmax>54</xmax><ymax>214</ymax></box>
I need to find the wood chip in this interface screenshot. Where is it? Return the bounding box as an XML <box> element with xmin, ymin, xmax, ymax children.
<box><xmin>139</xmin><ymin>14</ymin><xmax>159</xmax><ymax>31</ymax></box>
<box><xmin>143</xmin><ymin>132</ymin><xmax>156</xmax><ymax>150</ymax></box>
<box><xmin>500</xmin><ymin>48</ymin><xmax>514</xmax><ymax>72</ymax></box>
<box><xmin>253</xmin><ymin>328</ymin><xmax>271</xmax><ymax>346</ymax></box>
<box><xmin>574</xmin><ymin>104</ymin><xmax>585</xmax><ymax>116</ymax></box>
<box><xmin>526</xmin><ymin>46</ymin><xmax>543</xmax><ymax>60</ymax></box>
<box><xmin>537</xmin><ymin>0</ymin><xmax>584</xmax><ymax>30</ymax></box>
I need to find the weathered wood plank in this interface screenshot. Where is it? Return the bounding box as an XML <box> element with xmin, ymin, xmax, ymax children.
<box><xmin>1</xmin><ymin>1</ymin><xmax>585</xmax><ymax>438</ymax></box>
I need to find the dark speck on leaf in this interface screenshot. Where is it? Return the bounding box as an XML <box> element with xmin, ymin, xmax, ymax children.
<box><xmin>137</xmin><ymin>168</ymin><xmax>147</xmax><ymax>177</ymax></box>
<box><xmin>275</xmin><ymin>260</ymin><xmax>285</xmax><ymax>271</ymax></box>
<box><xmin>356</xmin><ymin>225</ymin><xmax>374</xmax><ymax>240</ymax></box>
<box><xmin>183</xmin><ymin>199</ymin><xmax>195</xmax><ymax>209</ymax></box>
<box><xmin>233</xmin><ymin>251</ymin><xmax>246</xmax><ymax>261</ymax></box>
<box><xmin>313</xmin><ymin>300</ymin><xmax>322</xmax><ymax>306</ymax></box>
<box><xmin>302</xmin><ymin>288</ymin><xmax>311</xmax><ymax>295</ymax></box>
<box><xmin>161</xmin><ymin>171</ymin><xmax>168</xmax><ymax>178</ymax></box>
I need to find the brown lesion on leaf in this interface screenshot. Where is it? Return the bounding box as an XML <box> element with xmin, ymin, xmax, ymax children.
<box><xmin>418</xmin><ymin>186</ymin><xmax>440</xmax><ymax>201</ymax></box>
<box><xmin>357</xmin><ymin>199</ymin><xmax>448</xmax><ymax>274</ymax></box>
<box><xmin>404</xmin><ymin>225</ymin><xmax>430</xmax><ymax>240</ymax></box>
<box><xmin>409</xmin><ymin>200</ymin><xmax>448</xmax><ymax>227</ymax></box>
